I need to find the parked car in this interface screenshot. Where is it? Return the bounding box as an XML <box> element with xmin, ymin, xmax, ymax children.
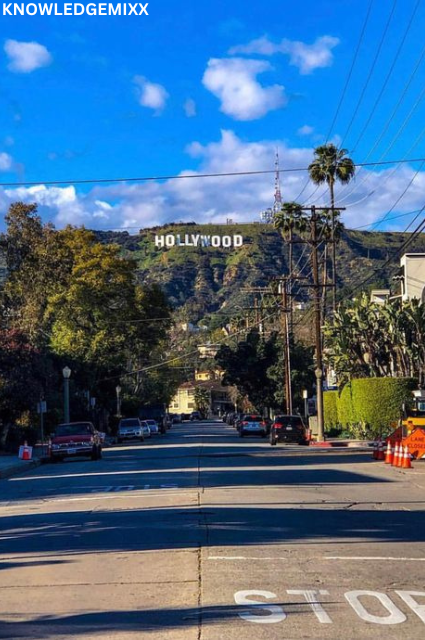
<box><xmin>117</xmin><ymin>418</ymin><xmax>144</xmax><ymax>443</ymax></box>
<box><xmin>172</xmin><ymin>414</ymin><xmax>182</xmax><ymax>423</ymax></box>
<box><xmin>139</xmin><ymin>421</ymin><xmax>151</xmax><ymax>438</ymax></box>
<box><xmin>239</xmin><ymin>415</ymin><xmax>267</xmax><ymax>438</ymax></box>
<box><xmin>50</xmin><ymin>422</ymin><xmax>102</xmax><ymax>461</ymax></box>
<box><xmin>143</xmin><ymin>419</ymin><xmax>159</xmax><ymax>435</ymax></box>
<box><xmin>190</xmin><ymin>411</ymin><xmax>202</xmax><ymax>421</ymax></box>
<box><xmin>270</xmin><ymin>415</ymin><xmax>309</xmax><ymax>446</ymax></box>
<box><xmin>163</xmin><ymin>414</ymin><xmax>173</xmax><ymax>429</ymax></box>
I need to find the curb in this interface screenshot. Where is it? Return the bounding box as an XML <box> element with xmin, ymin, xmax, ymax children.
<box><xmin>0</xmin><ymin>458</ymin><xmax>43</xmax><ymax>480</ymax></box>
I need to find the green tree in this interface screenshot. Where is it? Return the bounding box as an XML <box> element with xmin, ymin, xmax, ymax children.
<box><xmin>194</xmin><ymin>386</ymin><xmax>210</xmax><ymax>417</ymax></box>
<box><xmin>308</xmin><ymin>144</ymin><xmax>355</xmax><ymax>311</ymax></box>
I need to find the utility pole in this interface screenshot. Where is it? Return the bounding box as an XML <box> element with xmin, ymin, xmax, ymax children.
<box><xmin>295</xmin><ymin>204</ymin><xmax>345</xmax><ymax>441</ymax></box>
<box><xmin>310</xmin><ymin>206</ymin><xmax>325</xmax><ymax>442</ymax></box>
<box><xmin>278</xmin><ymin>278</ymin><xmax>292</xmax><ymax>414</ymax></box>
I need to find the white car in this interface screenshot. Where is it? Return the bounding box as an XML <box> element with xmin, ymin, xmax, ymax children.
<box><xmin>144</xmin><ymin>419</ymin><xmax>159</xmax><ymax>435</ymax></box>
<box><xmin>140</xmin><ymin>421</ymin><xmax>152</xmax><ymax>438</ymax></box>
<box><xmin>117</xmin><ymin>418</ymin><xmax>144</xmax><ymax>442</ymax></box>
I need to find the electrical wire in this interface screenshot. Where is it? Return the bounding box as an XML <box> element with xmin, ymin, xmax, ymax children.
<box><xmin>340</xmin><ymin>0</ymin><xmax>398</xmax><ymax>148</ymax></box>
<box><xmin>2</xmin><ymin>158</ymin><xmax>425</xmax><ymax>189</ymax></box>
<box><xmin>350</xmin><ymin>0</ymin><xmax>422</xmax><ymax>154</ymax></box>
<box><xmin>325</xmin><ymin>0</ymin><xmax>376</xmax><ymax>142</ymax></box>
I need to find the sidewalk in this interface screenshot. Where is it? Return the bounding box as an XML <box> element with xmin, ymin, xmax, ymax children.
<box><xmin>0</xmin><ymin>444</ymin><xmax>48</xmax><ymax>480</ymax></box>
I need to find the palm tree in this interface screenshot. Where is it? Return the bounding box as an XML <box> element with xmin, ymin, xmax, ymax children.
<box><xmin>308</xmin><ymin>144</ymin><xmax>355</xmax><ymax>312</ymax></box>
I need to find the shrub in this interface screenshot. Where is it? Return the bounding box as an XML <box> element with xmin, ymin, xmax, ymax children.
<box><xmin>328</xmin><ymin>377</ymin><xmax>417</xmax><ymax>439</ymax></box>
<box><xmin>323</xmin><ymin>391</ymin><xmax>338</xmax><ymax>429</ymax></box>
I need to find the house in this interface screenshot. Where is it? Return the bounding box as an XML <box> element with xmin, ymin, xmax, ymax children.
<box><xmin>168</xmin><ymin>376</ymin><xmax>234</xmax><ymax>416</ymax></box>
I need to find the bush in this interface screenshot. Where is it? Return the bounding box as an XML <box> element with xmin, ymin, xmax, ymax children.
<box><xmin>323</xmin><ymin>391</ymin><xmax>338</xmax><ymax>430</ymax></box>
<box><xmin>350</xmin><ymin>377</ymin><xmax>416</xmax><ymax>437</ymax></box>
<box><xmin>328</xmin><ymin>377</ymin><xmax>416</xmax><ymax>439</ymax></box>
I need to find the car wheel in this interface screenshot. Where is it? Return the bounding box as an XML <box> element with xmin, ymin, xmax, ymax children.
<box><xmin>261</xmin><ymin>432</ymin><xmax>266</xmax><ymax>438</ymax></box>
<box><xmin>240</xmin><ymin>431</ymin><xmax>244</xmax><ymax>437</ymax></box>
<box><xmin>117</xmin><ymin>438</ymin><xmax>122</xmax><ymax>444</ymax></box>
<box><xmin>270</xmin><ymin>438</ymin><xmax>277</xmax><ymax>446</ymax></box>
<box><xmin>300</xmin><ymin>439</ymin><xmax>309</xmax><ymax>446</ymax></box>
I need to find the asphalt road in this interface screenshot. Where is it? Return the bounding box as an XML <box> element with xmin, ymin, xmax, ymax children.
<box><xmin>0</xmin><ymin>420</ymin><xmax>424</xmax><ymax>639</ymax></box>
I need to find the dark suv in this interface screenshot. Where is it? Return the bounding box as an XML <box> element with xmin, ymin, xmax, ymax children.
<box><xmin>270</xmin><ymin>415</ymin><xmax>309</xmax><ymax>446</ymax></box>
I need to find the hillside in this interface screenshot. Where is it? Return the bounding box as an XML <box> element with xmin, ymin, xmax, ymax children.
<box><xmin>94</xmin><ymin>223</ymin><xmax>425</xmax><ymax>326</ymax></box>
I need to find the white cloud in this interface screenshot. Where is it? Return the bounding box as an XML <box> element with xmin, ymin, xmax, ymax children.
<box><xmin>4</xmin><ymin>39</ymin><xmax>52</xmax><ymax>73</ymax></box>
<box><xmin>133</xmin><ymin>76</ymin><xmax>169</xmax><ymax>113</ymax></box>
<box><xmin>202</xmin><ymin>58</ymin><xmax>286</xmax><ymax>120</ymax></box>
<box><xmin>230</xmin><ymin>35</ymin><xmax>340</xmax><ymax>74</ymax></box>
<box><xmin>184</xmin><ymin>98</ymin><xmax>197</xmax><ymax>118</ymax></box>
<box><xmin>298</xmin><ymin>125</ymin><xmax>314</xmax><ymax>136</ymax></box>
<box><xmin>1</xmin><ymin>131</ymin><xmax>425</xmax><ymax>234</ymax></box>
<box><xmin>0</xmin><ymin>152</ymin><xmax>13</xmax><ymax>171</ymax></box>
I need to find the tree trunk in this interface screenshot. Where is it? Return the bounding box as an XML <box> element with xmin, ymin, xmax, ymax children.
<box><xmin>330</xmin><ymin>180</ymin><xmax>336</xmax><ymax>312</ymax></box>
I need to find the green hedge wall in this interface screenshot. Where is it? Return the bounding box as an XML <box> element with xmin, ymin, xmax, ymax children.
<box><xmin>324</xmin><ymin>377</ymin><xmax>416</xmax><ymax>438</ymax></box>
<box><xmin>323</xmin><ymin>391</ymin><xmax>338</xmax><ymax>429</ymax></box>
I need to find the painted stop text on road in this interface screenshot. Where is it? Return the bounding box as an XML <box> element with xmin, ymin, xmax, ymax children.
<box><xmin>234</xmin><ymin>589</ymin><xmax>425</xmax><ymax>625</ymax></box>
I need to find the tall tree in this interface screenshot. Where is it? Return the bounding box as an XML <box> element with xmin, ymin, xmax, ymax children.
<box><xmin>308</xmin><ymin>144</ymin><xmax>355</xmax><ymax>312</ymax></box>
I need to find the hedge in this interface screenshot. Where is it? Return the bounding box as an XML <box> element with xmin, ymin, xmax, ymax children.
<box><xmin>324</xmin><ymin>377</ymin><xmax>417</xmax><ymax>438</ymax></box>
<box><xmin>323</xmin><ymin>391</ymin><xmax>338</xmax><ymax>429</ymax></box>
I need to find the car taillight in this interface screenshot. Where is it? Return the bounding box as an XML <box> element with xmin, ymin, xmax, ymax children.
<box><xmin>242</xmin><ymin>421</ymin><xmax>248</xmax><ymax>426</ymax></box>
<box><xmin>274</xmin><ymin>424</ymin><xmax>282</xmax><ymax>429</ymax></box>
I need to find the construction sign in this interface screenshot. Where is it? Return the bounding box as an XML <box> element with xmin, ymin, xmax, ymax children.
<box><xmin>402</xmin><ymin>427</ymin><xmax>425</xmax><ymax>460</ymax></box>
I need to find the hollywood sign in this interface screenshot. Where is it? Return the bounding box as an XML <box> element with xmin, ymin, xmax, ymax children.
<box><xmin>154</xmin><ymin>233</ymin><xmax>244</xmax><ymax>249</ymax></box>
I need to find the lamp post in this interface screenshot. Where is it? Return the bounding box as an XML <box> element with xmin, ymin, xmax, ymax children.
<box><xmin>302</xmin><ymin>389</ymin><xmax>309</xmax><ymax>419</ymax></box>
<box><xmin>62</xmin><ymin>366</ymin><xmax>71</xmax><ymax>423</ymax></box>
<box><xmin>116</xmin><ymin>385</ymin><xmax>122</xmax><ymax>417</ymax></box>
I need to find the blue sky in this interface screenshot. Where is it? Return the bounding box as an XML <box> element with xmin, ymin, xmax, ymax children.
<box><xmin>1</xmin><ymin>0</ymin><xmax>425</xmax><ymax>231</ymax></box>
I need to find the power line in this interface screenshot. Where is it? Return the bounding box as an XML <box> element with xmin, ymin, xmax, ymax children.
<box><xmin>326</xmin><ymin>0</ymin><xmax>376</xmax><ymax>141</ymax></box>
<box><xmin>350</xmin><ymin>0</ymin><xmax>421</xmax><ymax>154</ymax></box>
<box><xmin>340</xmin><ymin>0</ymin><xmax>398</xmax><ymax>147</ymax></box>
<box><xmin>3</xmin><ymin>157</ymin><xmax>425</xmax><ymax>188</ymax></box>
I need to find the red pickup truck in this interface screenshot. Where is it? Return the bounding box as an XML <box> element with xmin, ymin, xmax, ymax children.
<box><xmin>50</xmin><ymin>422</ymin><xmax>102</xmax><ymax>462</ymax></box>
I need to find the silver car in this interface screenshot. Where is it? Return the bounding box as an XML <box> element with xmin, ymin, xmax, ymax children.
<box><xmin>117</xmin><ymin>418</ymin><xmax>144</xmax><ymax>442</ymax></box>
<box><xmin>144</xmin><ymin>419</ymin><xmax>159</xmax><ymax>435</ymax></box>
<box><xmin>140</xmin><ymin>421</ymin><xmax>152</xmax><ymax>438</ymax></box>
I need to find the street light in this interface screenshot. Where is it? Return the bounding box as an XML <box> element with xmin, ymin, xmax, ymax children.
<box><xmin>116</xmin><ymin>385</ymin><xmax>122</xmax><ymax>417</ymax></box>
<box><xmin>62</xmin><ymin>366</ymin><xmax>71</xmax><ymax>423</ymax></box>
<box><xmin>302</xmin><ymin>389</ymin><xmax>309</xmax><ymax>419</ymax></box>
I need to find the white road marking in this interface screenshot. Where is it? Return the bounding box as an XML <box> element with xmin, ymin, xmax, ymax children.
<box><xmin>345</xmin><ymin>591</ymin><xmax>407</xmax><ymax>625</ymax></box>
<box><xmin>209</xmin><ymin>556</ymin><xmax>288</xmax><ymax>561</ymax></box>
<box><xmin>234</xmin><ymin>591</ymin><xmax>287</xmax><ymax>624</ymax></box>
<box><xmin>287</xmin><ymin>590</ymin><xmax>332</xmax><ymax>624</ymax></box>
<box><xmin>209</xmin><ymin>555</ymin><xmax>425</xmax><ymax>562</ymax></box>
<box><xmin>325</xmin><ymin>556</ymin><xmax>425</xmax><ymax>561</ymax></box>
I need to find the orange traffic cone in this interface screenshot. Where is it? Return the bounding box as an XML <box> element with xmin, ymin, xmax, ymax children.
<box><xmin>384</xmin><ymin>441</ymin><xmax>393</xmax><ymax>464</ymax></box>
<box><xmin>377</xmin><ymin>441</ymin><xmax>385</xmax><ymax>461</ymax></box>
<box><xmin>22</xmin><ymin>441</ymin><xmax>30</xmax><ymax>461</ymax></box>
<box><xmin>392</xmin><ymin>442</ymin><xmax>399</xmax><ymax>467</ymax></box>
<box><xmin>396</xmin><ymin>442</ymin><xmax>404</xmax><ymax>467</ymax></box>
<box><xmin>402</xmin><ymin>446</ymin><xmax>412</xmax><ymax>469</ymax></box>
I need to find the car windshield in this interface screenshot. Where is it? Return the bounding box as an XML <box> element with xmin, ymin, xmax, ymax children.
<box><xmin>120</xmin><ymin>419</ymin><xmax>140</xmax><ymax>427</ymax></box>
<box><xmin>274</xmin><ymin>416</ymin><xmax>304</xmax><ymax>427</ymax></box>
<box><xmin>243</xmin><ymin>415</ymin><xmax>263</xmax><ymax>422</ymax></box>
<box><xmin>56</xmin><ymin>423</ymin><xmax>93</xmax><ymax>436</ymax></box>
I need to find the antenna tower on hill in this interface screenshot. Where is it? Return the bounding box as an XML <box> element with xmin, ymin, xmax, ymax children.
<box><xmin>260</xmin><ymin>149</ymin><xmax>282</xmax><ymax>224</ymax></box>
